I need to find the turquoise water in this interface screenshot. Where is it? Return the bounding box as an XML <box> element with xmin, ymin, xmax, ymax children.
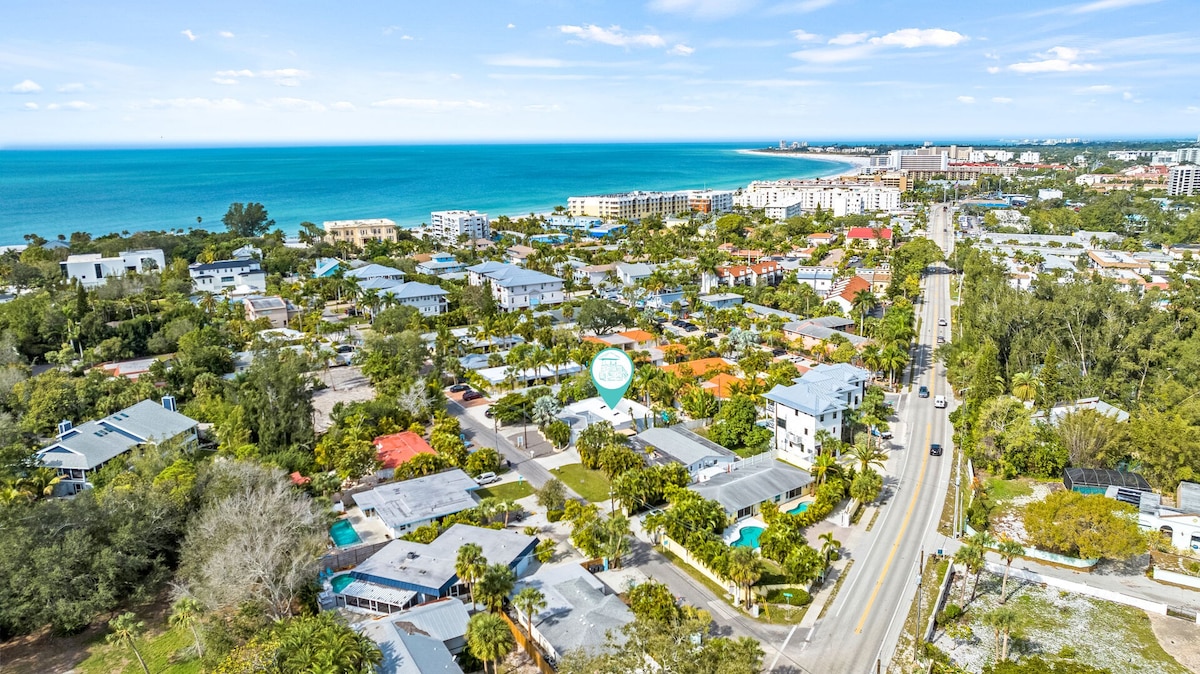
<box><xmin>330</xmin><ymin>519</ymin><xmax>362</xmax><ymax>547</ymax></box>
<box><xmin>331</xmin><ymin>574</ymin><xmax>354</xmax><ymax>593</ymax></box>
<box><xmin>787</xmin><ymin>502</ymin><xmax>811</xmax><ymax>516</ymax></box>
<box><xmin>732</xmin><ymin>526</ymin><xmax>765</xmax><ymax>548</ymax></box>
<box><xmin>0</xmin><ymin>143</ymin><xmax>850</xmax><ymax>244</ymax></box>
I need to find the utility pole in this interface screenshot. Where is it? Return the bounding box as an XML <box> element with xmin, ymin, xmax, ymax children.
<box><xmin>914</xmin><ymin>549</ymin><xmax>925</xmax><ymax>662</ymax></box>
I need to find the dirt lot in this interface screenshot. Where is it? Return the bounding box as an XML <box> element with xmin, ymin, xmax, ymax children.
<box><xmin>311</xmin><ymin>365</ymin><xmax>376</xmax><ymax>433</ymax></box>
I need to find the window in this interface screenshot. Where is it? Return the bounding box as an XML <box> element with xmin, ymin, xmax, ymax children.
<box><xmin>819</xmin><ymin>414</ymin><xmax>824</xmax><ymax>422</ymax></box>
<box><xmin>736</xmin><ymin>506</ymin><xmax>754</xmax><ymax>519</ymax></box>
<box><xmin>777</xmin><ymin>418</ymin><xmax>786</xmax><ymax>429</ymax></box>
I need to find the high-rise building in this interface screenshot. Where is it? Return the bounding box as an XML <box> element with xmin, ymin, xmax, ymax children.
<box><xmin>429</xmin><ymin>210</ymin><xmax>490</xmax><ymax>244</ymax></box>
<box><xmin>1168</xmin><ymin>165</ymin><xmax>1200</xmax><ymax>196</ymax></box>
<box><xmin>1177</xmin><ymin>147</ymin><xmax>1200</xmax><ymax>164</ymax></box>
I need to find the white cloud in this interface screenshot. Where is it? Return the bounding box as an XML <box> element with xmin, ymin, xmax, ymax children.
<box><xmin>22</xmin><ymin>102</ymin><xmax>37</xmax><ymax>110</ymax></box>
<box><xmin>1076</xmin><ymin>84</ymin><xmax>1116</xmax><ymax>93</ymax></box>
<box><xmin>987</xmin><ymin>66</ymin><xmax>1001</xmax><ymax>74</ymax></box>
<box><xmin>215</xmin><ymin>69</ymin><xmax>255</xmax><ymax>78</ymax></box>
<box><xmin>983</xmin><ymin>52</ymin><xmax>1000</xmax><ymax>60</ymax></box>
<box><xmin>181</xmin><ymin>29</ymin><xmax>197</xmax><ymax>42</ymax></box>
<box><xmin>870</xmin><ymin>28</ymin><xmax>967</xmax><ymax>48</ymax></box>
<box><xmin>382</xmin><ymin>25</ymin><xmax>402</xmax><ymax>35</ymax></box>
<box><xmin>370</xmin><ymin>98</ymin><xmax>489</xmax><ymax>111</ymax></box>
<box><xmin>790</xmin><ymin>43</ymin><xmax>876</xmax><ymax>63</ymax></box>
<box><xmin>1187</xmin><ymin>106</ymin><xmax>1200</xmax><ymax>114</ymax></box>
<box><xmin>791</xmin><ymin>30</ymin><xmax>819</xmax><ymax>42</ymax></box>
<box><xmin>265</xmin><ymin>97</ymin><xmax>326</xmax><ymax>112</ymax></box>
<box><xmin>212</xmin><ymin>69</ymin><xmax>309</xmax><ymax>86</ymax></box>
<box><xmin>522</xmin><ymin>104</ymin><xmax>563</xmax><ymax>112</ymax></box>
<box><xmin>647</xmin><ymin>0</ymin><xmax>759</xmax><ymax>19</ymax></box>
<box><xmin>957</xmin><ymin>95</ymin><xmax>976</xmax><ymax>104</ymax></box>
<box><xmin>657</xmin><ymin>103</ymin><xmax>712</xmax><ymax>112</ymax></box>
<box><xmin>219</xmin><ymin>31</ymin><xmax>234</xmax><ymax>38</ymax></box>
<box><xmin>992</xmin><ymin>96</ymin><xmax>1013</xmax><ymax>103</ymax></box>
<box><xmin>829</xmin><ymin>32</ymin><xmax>869</xmax><ymax>45</ymax></box>
<box><xmin>559</xmin><ymin>25</ymin><xmax>666</xmax><ymax>48</ymax></box>
<box><xmin>331</xmin><ymin>101</ymin><xmax>356</xmax><ymax>111</ymax></box>
<box><xmin>212</xmin><ymin>77</ymin><xmax>239</xmax><ymax>85</ymax></box>
<box><xmin>10</xmin><ymin>79</ymin><xmax>42</xmax><ymax>93</ymax></box>
<box><xmin>140</xmin><ymin>97</ymin><xmax>245</xmax><ymax>111</ymax></box>
<box><xmin>487</xmin><ymin>56</ymin><xmax>569</xmax><ymax>68</ymax></box>
<box><xmin>1072</xmin><ymin>0</ymin><xmax>1161</xmax><ymax>13</ymax></box>
<box><xmin>57</xmin><ymin>82</ymin><xmax>84</xmax><ymax>92</ymax></box>
<box><xmin>507</xmin><ymin>23</ymin><xmax>516</xmax><ymax>29</ymax></box>
<box><xmin>669</xmin><ymin>44</ymin><xmax>695</xmax><ymax>56</ymax></box>
<box><xmin>401</xmin><ymin>35</ymin><xmax>414</xmax><ymax>40</ymax></box>
<box><xmin>1008</xmin><ymin>46</ymin><xmax>1097</xmax><ymax>73</ymax></box>
<box><xmin>46</xmin><ymin>101</ymin><xmax>94</xmax><ymax>111</ymax></box>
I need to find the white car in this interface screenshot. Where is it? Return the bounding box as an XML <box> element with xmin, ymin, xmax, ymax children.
<box><xmin>474</xmin><ymin>471</ymin><xmax>500</xmax><ymax>485</ymax></box>
<box><xmin>938</xmin><ymin>318</ymin><xmax>947</xmax><ymax>326</ymax></box>
<box><xmin>934</xmin><ymin>395</ymin><xmax>947</xmax><ymax>409</ymax></box>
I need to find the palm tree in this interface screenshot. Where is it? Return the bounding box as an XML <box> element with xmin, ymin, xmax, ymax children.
<box><xmin>632</xmin><ymin>365</ymin><xmax>661</xmax><ymax>408</ymax></box>
<box><xmin>812</xmin><ymin>451</ymin><xmax>839</xmax><ymax>488</ymax></box>
<box><xmin>847</xmin><ymin>441</ymin><xmax>887</xmax><ymax>475</ymax></box>
<box><xmin>860</xmin><ymin>343</ymin><xmax>883</xmax><ymax>382</ymax></box>
<box><xmin>726</xmin><ymin>546</ymin><xmax>764</xmax><ymax>610</ymax></box>
<box><xmin>814</xmin><ymin>428</ymin><xmax>839</xmax><ymax>457</ymax></box>
<box><xmin>1010</xmin><ymin>371</ymin><xmax>1038</xmax><ymax>403</ymax></box>
<box><xmin>455</xmin><ymin>543</ymin><xmax>488</xmax><ymax>604</ymax></box>
<box><xmin>983</xmin><ymin>607</ymin><xmax>1019</xmax><ymax>662</ymax></box>
<box><xmin>818</xmin><ymin>531</ymin><xmax>841</xmax><ymax>581</ymax></box>
<box><xmin>512</xmin><ymin>586</ymin><xmax>547</xmax><ymax>649</ymax></box>
<box><xmin>169</xmin><ymin>597</ymin><xmax>206</xmax><ymax>658</ymax></box>
<box><xmin>106</xmin><ymin>612</ymin><xmax>150</xmax><ymax>674</ymax></box>
<box><xmin>476</xmin><ymin>563</ymin><xmax>517</xmax><ymax>613</ymax></box>
<box><xmin>996</xmin><ymin>538</ymin><xmax>1025</xmax><ymax>604</ymax></box>
<box><xmin>19</xmin><ymin>467</ymin><xmax>62</xmax><ymax>499</ymax></box>
<box><xmin>602</xmin><ymin>513</ymin><xmax>632</xmax><ymax>569</ymax></box>
<box><xmin>548</xmin><ymin>344</ymin><xmax>570</xmax><ymax>383</ymax></box>
<box><xmin>954</xmin><ymin>543</ymin><xmax>985</xmax><ymax>605</ymax></box>
<box><xmin>878</xmin><ymin>343</ymin><xmax>909</xmax><ymax>388</ymax></box>
<box><xmin>466</xmin><ymin>611</ymin><xmax>515</xmax><ymax>674</ymax></box>
<box><xmin>851</xmin><ymin>288</ymin><xmax>879</xmax><ymax>328</ymax></box>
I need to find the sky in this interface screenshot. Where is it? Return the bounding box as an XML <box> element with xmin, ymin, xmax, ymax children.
<box><xmin>2</xmin><ymin>0</ymin><xmax>1199</xmax><ymax>146</ymax></box>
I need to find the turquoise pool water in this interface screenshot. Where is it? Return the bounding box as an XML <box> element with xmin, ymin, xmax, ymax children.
<box><xmin>331</xmin><ymin>574</ymin><xmax>354</xmax><ymax>593</ymax></box>
<box><xmin>330</xmin><ymin>519</ymin><xmax>362</xmax><ymax>547</ymax></box>
<box><xmin>787</xmin><ymin>502</ymin><xmax>810</xmax><ymax>516</ymax></box>
<box><xmin>732</xmin><ymin>526</ymin><xmax>764</xmax><ymax>548</ymax></box>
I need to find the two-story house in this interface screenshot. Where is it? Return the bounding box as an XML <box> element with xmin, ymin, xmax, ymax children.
<box><xmin>762</xmin><ymin>363</ymin><xmax>870</xmax><ymax>469</ymax></box>
<box><xmin>61</xmin><ymin>249</ymin><xmax>166</xmax><ymax>288</ymax></box>
<box><xmin>466</xmin><ymin>261</ymin><xmax>564</xmax><ymax>311</ymax></box>
<box><xmin>189</xmin><ymin>259</ymin><xmax>267</xmax><ymax>294</ymax></box>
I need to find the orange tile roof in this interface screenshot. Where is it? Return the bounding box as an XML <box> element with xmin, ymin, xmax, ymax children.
<box><xmin>847</xmin><ymin>227</ymin><xmax>893</xmax><ymax>240</ymax></box>
<box><xmin>374</xmin><ymin>431</ymin><xmax>436</xmax><ymax>469</ymax></box>
<box><xmin>660</xmin><ymin>357</ymin><xmax>731</xmax><ymax>379</ymax></box>
<box><xmin>619</xmin><ymin>329</ymin><xmax>657</xmax><ymax>343</ymax></box>
<box><xmin>839</xmin><ymin>275</ymin><xmax>873</xmax><ymax>301</ymax></box>
<box><xmin>702</xmin><ymin>372</ymin><xmax>746</xmax><ymax>399</ymax></box>
<box><xmin>582</xmin><ymin>336</ymin><xmax>610</xmax><ymax>345</ymax></box>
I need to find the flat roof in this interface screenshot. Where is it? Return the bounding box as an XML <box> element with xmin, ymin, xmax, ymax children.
<box><xmin>352</xmin><ymin>524</ymin><xmax>538</xmax><ymax>595</ymax></box>
<box><xmin>631</xmin><ymin>426</ymin><xmax>735</xmax><ymax>467</ymax></box>
<box><xmin>353</xmin><ymin>469</ymin><xmax>480</xmax><ymax>530</ymax></box>
<box><xmin>691</xmin><ymin>460</ymin><xmax>814</xmax><ymax>513</ymax></box>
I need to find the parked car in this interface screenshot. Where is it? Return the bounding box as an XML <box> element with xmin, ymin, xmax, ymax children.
<box><xmin>484</xmin><ymin>407</ymin><xmax>494</xmax><ymax>418</ymax></box>
<box><xmin>929</xmin><ymin>443</ymin><xmax>943</xmax><ymax>456</ymax></box>
<box><xmin>462</xmin><ymin>390</ymin><xmax>484</xmax><ymax>401</ymax></box>
<box><xmin>448</xmin><ymin>383</ymin><xmax>471</xmax><ymax>393</ymax></box>
<box><xmin>934</xmin><ymin>395</ymin><xmax>947</xmax><ymax>409</ymax></box>
<box><xmin>771</xmin><ymin>348</ymin><xmax>787</xmax><ymax>357</ymax></box>
<box><xmin>918</xmin><ymin>385</ymin><xmax>929</xmax><ymax>398</ymax></box>
<box><xmin>704</xmin><ymin>332</ymin><xmax>719</xmax><ymax>339</ymax></box>
<box><xmin>474</xmin><ymin>471</ymin><xmax>500</xmax><ymax>485</ymax></box>
<box><xmin>683</xmin><ymin>324</ymin><xmax>698</xmax><ymax>332</ymax></box>
<box><xmin>871</xmin><ymin>427</ymin><xmax>894</xmax><ymax>440</ymax></box>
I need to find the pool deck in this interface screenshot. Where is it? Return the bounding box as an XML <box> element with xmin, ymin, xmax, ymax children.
<box><xmin>342</xmin><ymin>506</ymin><xmax>391</xmax><ymax>545</ymax></box>
<box><xmin>723</xmin><ymin>517</ymin><xmax>769</xmax><ymax>546</ymax></box>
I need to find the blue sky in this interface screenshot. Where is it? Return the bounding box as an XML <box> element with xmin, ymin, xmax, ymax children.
<box><xmin>2</xmin><ymin>0</ymin><xmax>1198</xmax><ymax>146</ymax></box>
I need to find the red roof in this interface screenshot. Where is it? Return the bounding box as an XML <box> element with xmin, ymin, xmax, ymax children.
<box><xmin>839</xmin><ymin>276</ymin><xmax>873</xmax><ymax>301</ymax></box>
<box><xmin>847</xmin><ymin>227</ymin><xmax>893</xmax><ymax>240</ymax></box>
<box><xmin>374</xmin><ymin>431</ymin><xmax>436</xmax><ymax>469</ymax></box>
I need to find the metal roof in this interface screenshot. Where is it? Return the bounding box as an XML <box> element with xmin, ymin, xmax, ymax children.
<box><xmin>390</xmin><ymin>598</ymin><xmax>470</xmax><ymax>644</ymax></box>
<box><xmin>1176</xmin><ymin>481</ymin><xmax>1200</xmax><ymax>515</ymax></box>
<box><xmin>37</xmin><ymin>399</ymin><xmax>198</xmax><ymax>471</ymax></box>
<box><xmin>357</xmin><ymin>620</ymin><xmax>462</xmax><ymax>674</ymax></box>
<box><xmin>353</xmin><ymin>469</ymin><xmax>480</xmax><ymax>530</ymax></box>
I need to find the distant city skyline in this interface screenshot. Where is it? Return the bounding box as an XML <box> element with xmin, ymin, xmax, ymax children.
<box><xmin>3</xmin><ymin>0</ymin><xmax>1199</xmax><ymax>146</ymax></box>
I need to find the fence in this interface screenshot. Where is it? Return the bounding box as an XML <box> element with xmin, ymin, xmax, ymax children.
<box><xmin>1152</xmin><ymin>567</ymin><xmax>1200</xmax><ymax>591</ymax></box>
<box><xmin>500</xmin><ymin>610</ymin><xmax>556</xmax><ymax>674</ymax></box>
<box><xmin>924</xmin><ymin>563</ymin><xmax>956</xmax><ymax>642</ymax></box>
<box><xmin>319</xmin><ymin>540</ymin><xmax>390</xmax><ymax>572</ymax></box>
<box><xmin>661</xmin><ymin>535</ymin><xmax>735</xmax><ymax>597</ymax></box>
<box><xmin>963</xmin><ymin>523</ymin><xmax>1099</xmax><ymax>569</ymax></box>
<box><xmin>983</xmin><ymin>561</ymin><xmax>1168</xmax><ymax>615</ymax></box>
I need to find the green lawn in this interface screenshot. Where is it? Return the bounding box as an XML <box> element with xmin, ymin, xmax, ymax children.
<box><xmin>475</xmin><ymin>480</ymin><xmax>534</xmax><ymax>502</ymax></box>
<box><xmin>77</xmin><ymin>624</ymin><xmax>201</xmax><ymax>674</ymax></box>
<box><xmin>986</xmin><ymin>477</ymin><xmax>1033</xmax><ymax>502</ymax></box>
<box><xmin>551</xmin><ymin>464</ymin><xmax>611</xmax><ymax>503</ymax></box>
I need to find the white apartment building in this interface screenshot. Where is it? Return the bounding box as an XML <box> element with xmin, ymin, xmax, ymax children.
<box><xmin>888</xmin><ymin>149</ymin><xmax>949</xmax><ymax>172</ymax></box>
<box><xmin>968</xmin><ymin>150</ymin><xmax>987</xmax><ymax>163</ymax></box>
<box><xmin>685</xmin><ymin>189</ymin><xmax>734</xmax><ymax>214</ymax></box>
<box><xmin>429</xmin><ymin>210</ymin><xmax>490</xmax><ymax>245</ymax></box>
<box><xmin>990</xmin><ymin>150</ymin><xmax>1015</xmax><ymax>162</ymax></box>
<box><xmin>323</xmin><ymin>219</ymin><xmax>399</xmax><ymax>247</ymax></box>
<box><xmin>1169</xmin><ymin>165</ymin><xmax>1200</xmax><ymax>196</ymax></box>
<box><xmin>189</xmin><ymin>259</ymin><xmax>267</xmax><ymax>294</ymax></box>
<box><xmin>1178</xmin><ymin>148</ymin><xmax>1200</xmax><ymax>164</ymax></box>
<box><xmin>567</xmin><ymin>191</ymin><xmax>691</xmax><ymax>220</ymax></box>
<box><xmin>466</xmin><ymin>261</ymin><xmax>564</xmax><ymax>311</ymax></box>
<box><xmin>762</xmin><ymin>363</ymin><xmax>870</xmax><ymax>470</ymax></box>
<box><xmin>1038</xmin><ymin>188</ymin><xmax>1064</xmax><ymax>201</ymax></box>
<box><xmin>1018</xmin><ymin>151</ymin><xmax>1042</xmax><ymax>164</ymax></box>
<box><xmin>61</xmin><ymin>249</ymin><xmax>166</xmax><ymax>288</ymax></box>
<box><xmin>737</xmin><ymin>180</ymin><xmax>901</xmax><ymax>215</ymax></box>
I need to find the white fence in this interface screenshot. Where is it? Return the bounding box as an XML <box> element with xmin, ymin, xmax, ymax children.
<box><xmin>985</xmin><ymin>562</ymin><xmax>1167</xmax><ymax>615</ymax></box>
<box><xmin>1153</xmin><ymin>567</ymin><xmax>1200</xmax><ymax>590</ymax></box>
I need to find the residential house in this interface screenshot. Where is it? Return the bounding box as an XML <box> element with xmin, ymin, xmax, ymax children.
<box><xmin>377</xmin><ymin>281</ymin><xmax>451</xmax><ymax>316</ymax></box>
<box><xmin>631</xmin><ymin>426</ymin><xmax>737</xmax><ymax>479</ymax></box>
<box><xmin>615</xmin><ymin>261</ymin><xmax>655</xmax><ymax>286</ymax></box>
<box><xmin>231</xmin><ymin>244</ymin><xmax>261</xmax><ymax>259</ymax></box>
<box><xmin>783</xmin><ymin>316</ymin><xmax>869</xmax><ymax>352</ymax></box>
<box><xmin>353</xmin><ymin>469</ymin><xmax>481</xmax><ymax>538</ymax></box>
<box><xmin>506</xmin><ymin>245</ymin><xmax>536</xmax><ymax>266</ymax></box>
<box><xmin>374</xmin><ymin>432</ymin><xmax>437</xmax><ymax>479</ymax></box>
<box><xmin>466</xmin><ymin>261</ymin><xmax>565</xmax><ymax>311</ymax></box>
<box><xmin>36</xmin><ymin>398</ymin><xmax>198</xmax><ymax>495</ymax></box>
<box><xmin>340</xmin><ymin>524</ymin><xmax>538</xmax><ymax>613</ymax></box>
<box><xmin>574</xmin><ymin>263</ymin><xmax>615</xmax><ymax>288</ymax></box>
<box><xmin>825</xmin><ymin>276</ymin><xmax>875</xmax><ymax>314</ymax></box>
<box><xmin>845</xmin><ymin>227</ymin><xmax>893</xmax><ymax>248</ymax></box>
<box><xmin>189</xmin><ymin>258</ymin><xmax>267</xmax><ymax>294</ymax></box>
<box><xmin>793</xmin><ymin>267</ymin><xmax>838</xmax><ymax>293</ymax></box>
<box><xmin>855</xmin><ymin>268</ymin><xmax>893</xmax><ymax>294</ymax></box>
<box><xmin>617</xmin><ymin>329</ymin><xmax>658</xmax><ymax>349</ymax></box>
<box><xmin>1132</xmin><ymin>482</ymin><xmax>1200</xmax><ymax>552</ymax></box>
<box><xmin>763</xmin><ymin>363</ymin><xmax>870</xmax><ymax>469</ymax></box>
<box><xmin>61</xmin><ymin>249</ymin><xmax>166</xmax><ymax>288</ymax></box>
<box><xmin>244</xmin><ymin>295</ymin><xmax>295</xmax><ymax>329</ymax></box>
<box><xmin>312</xmin><ymin>257</ymin><xmax>344</xmax><ymax>278</ymax></box>
<box><xmin>690</xmin><ymin>454</ymin><xmax>814</xmax><ymax>521</ymax></box>
<box><xmin>415</xmin><ymin>252</ymin><xmax>466</xmax><ymax>277</ymax></box>
<box><xmin>1032</xmin><ymin>397</ymin><xmax>1130</xmax><ymax>425</ymax></box>
<box><xmin>557</xmin><ymin>396</ymin><xmax>653</xmax><ymax>436</ymax></box>
<box><xmin>512</xmin><ymin>563</ymin><xmax>634</xmax><ymax>662</ymax></box>
<box><xmin>806</xmin><ymin>232</ymin><xmax>838</xmax><ymax>248</ymax></box>
<box><xmin>357</xmin><ymin>611</ymin><xmax>465</xmax><ymax>674</ymax></box>
<box><xmin>347</xmin><ymin>263</ymin><xmax>407</xmax><ymax>282</ymax></box>
<box><xmin>699</xmin><ymin>293</ymin><xmax>744</xmax><ymax>310</ymax></box>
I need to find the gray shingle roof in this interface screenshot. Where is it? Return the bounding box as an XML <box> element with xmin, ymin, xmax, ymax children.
<box><xmin>37</xmin><ymin>399</ymin><xmax>198</xmax><ymax>471</ymax></box>
<box><xmin>515</xmin><ymin>564</ymin><xmax>632</xmax><ymax>657</ymax></box>
<box><xmin>691</xmin><ymin>460</ymin><xmax>813</xmax><ymax>514</ymax></box>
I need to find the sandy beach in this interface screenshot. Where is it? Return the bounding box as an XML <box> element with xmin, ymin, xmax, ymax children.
<box><xmin>737</xmin><ymin>148</ymin><xmax>872</xmax><ymax>178</ymax></box>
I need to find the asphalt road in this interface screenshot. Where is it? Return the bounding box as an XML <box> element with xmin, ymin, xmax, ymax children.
<box><xmin>791</xmin><ymin>205</ymin><xmax>958</xmax><ymax>673</ymax></box>
<box><xmin>446</xmin><ymin>398</ymin><xmax>560</xmax><ymax>491</ymax></box>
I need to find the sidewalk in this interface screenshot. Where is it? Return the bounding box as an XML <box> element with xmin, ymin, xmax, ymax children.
<box><xmin>797</xmin><ymin>504</ymin><xmax>880</xmax><ymax>633</ymax></box>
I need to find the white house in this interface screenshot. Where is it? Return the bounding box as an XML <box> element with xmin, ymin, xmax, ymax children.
<box><xmin>466</xmin><ymin>261</ymin><xmax>565</xmax><ymax>311</ymax></box>
<box><xmin>1130</xmin><ymin>482</ymin><xmax>1200</xmax><ymax>553</ymax></box>
<box><xmin>793</xmin><ymin>266</ymin><xmax>838</xmax><ymax>293</ymax></box>
<box><xmin>615</xmin><ymin>261</ymin><xmax>654</xmax><ymax>285</ymax></box>
<box><xmin>36</xmin><ymin>398</ymin><xmax>198</xmax><ymax>495</ymax></box>
<box><xmin>415</xmin><ymin>252</ymin><xmax>466</xmax><ymax>277</ymax></box>
<box><xmin>762</xmin><ymin>363</ymin><xmax>870</xmax><ymax>469</ymax></box>
<box><xmin>346</xmin><ymin>263</ymin><xmax>406</xmax><ymax>282</ymax></box>
<box><xmin>189</xmin><ymin>259</ymin><xmax>267</xmax><ymax>294</ymax></box>
<box><xmin>380</xmin><ymin>281</ymin><xmax>450</xmax><ymax>316</ymax></box>
<box><xmin>353</xmin><ymin>469</ymin><xmax>481</xmax><ymax>538</ymax></box>
<box><xmin>61</xmin><ymin>249</ymin><xmax>166</xmax><ymax>288</ymax></box>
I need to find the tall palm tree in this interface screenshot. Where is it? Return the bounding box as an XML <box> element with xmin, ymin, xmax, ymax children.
<box><xmin>812</xmin><ymin>451</ymin><xmax>839</xmax><ymax>487</ymax></box>
<box><xmin>548</xmin><ymin>344</ymin><xmax>570</xmax><ymax>383</ymax></box>
<box><xmin>632</xmin><ymin>364</ymin><xmax>662</xmax><ymax>408</ymax></box>
<box><xmin>996</xmin><ymin>538</ymin><xmax>1025</xmax><ymax>604</ymax></box>
<box><xmin>106</xmin><ymin>612</ymin><xmax>150</xmax><ymax>674</ymax></box>
<box><xmin>726</xmin><ymin>546</ymin><xmax>764</xmax><ymax>611</ymax></box>
<box><xmin>169</xmin><ymin>597</ymin><xmax>206</xmax><ymax>658</ymax></box>
<box><xmin>818</xmin><ymin>531</ymin><xmax>841</xmax><ymax>567</ymax></box>
<box><xmin>814</xmin><ymin>428</ymin><xmax>839</xmax><ymax>457</ymax></box>
<box><xmin>847</xmin><ymin>441</ymin><xmax>887</xmax><ymax>475</ymax></box>
<box><xmin>983</xmin><ymin>607</ymin><xmax>1019</xmax><ymax>662</ymax></box>
<box><xmin>851</xmin><ymin>289</ymin><xmax>879</xmax><ymax>328</ymax></box>
<box><xmin>954</xmin><ymin>543</ymin><xmax>985</xmax><ymax>606</ymax></box>
<box><xmin>512</xmin><ymin>586</ymin><xmax>547</xmax><ymax>649</ymax></box>
<box><xmin>860</xmin><ymin>344</ymin><xmax>883</xmax><ymax>382</ymax></box>
<box><xmin>1010</xmin><ymin>371</ymin><xmax>1038</xmax><ymax>403</ymax></box>
<box><xmin>476</xmin><ymin>563</ymin><xmax>517</xmax><ymax>613</ymax></box>
<box><xmin>878</xmin><ymin>343</ymin><xmax>909</xmax><ymax>388</ymax></box>
<box><xmin>466</xmin><ymin>612</ymin><xmax>515</xmax><ymax>674</ymax></box>
<box><xmin>455</xmin><ymin>543</ymin><xmax>488</xmax><ymax>603</ymax></box>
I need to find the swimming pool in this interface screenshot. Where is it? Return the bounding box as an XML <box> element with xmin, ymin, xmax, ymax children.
<box><xmin>787</xmin><ymin>502</ymin><xmax>810</xmax><ymax>516</ymax></box>
<box><xmin>330</xmin><ymin>519</ymin><xmax>362</xmax><ymax>547</ymax></box>
<box><xmin>732</xmin><ymin>526</ymin><xmax>764</xmax><ymax>548</ymax></box>
<box><xmin>331</xmin><ymin>574</ymin><xmax>354</xmax><ymax>593</ymax></box>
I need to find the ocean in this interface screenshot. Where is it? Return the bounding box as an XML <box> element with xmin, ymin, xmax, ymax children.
<box><xmin>0</xmin><ymin>143</ymin><xmax>851</xmax><ymax>244</ymax></box>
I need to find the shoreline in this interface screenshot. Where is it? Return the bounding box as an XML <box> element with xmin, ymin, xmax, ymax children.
<box><xmin>737</xmin><ymin>148</ymin><xmax>870</xmax><ymax>178</ymax></box>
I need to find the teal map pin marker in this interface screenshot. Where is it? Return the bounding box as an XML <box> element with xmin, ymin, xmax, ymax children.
<box><xmin>590</xmin><ymin>348</ymin><xmax>634</xmax><ymax>410</ymax></box>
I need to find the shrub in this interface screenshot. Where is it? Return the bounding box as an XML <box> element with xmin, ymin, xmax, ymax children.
<box><xmin>937</xmin><ymin>603</ymin><xmax>963</xmax><ymax>625</ymax></box>
<box><xmin>546</xmin><ymin>509</ymin><xmax>564</xmax><ymax>522</ymax></box>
